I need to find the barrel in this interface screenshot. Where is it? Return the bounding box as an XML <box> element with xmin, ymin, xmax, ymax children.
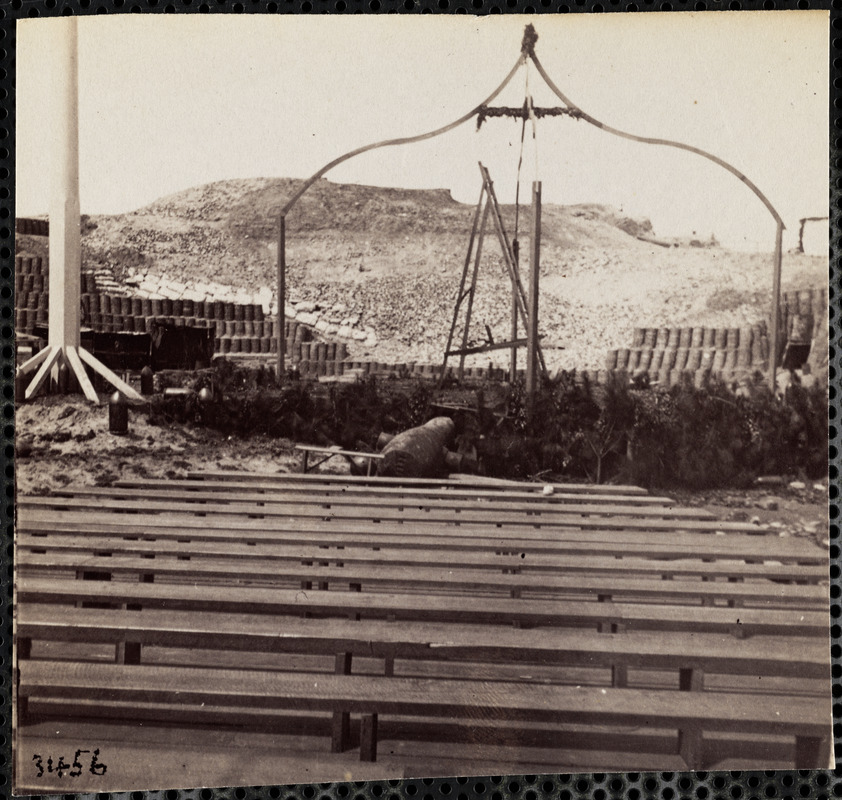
<box><xmin>727</xmin><ymin>328</ymin><xmax>741</xmax><ymax>349</ymax></box>
<box><xmin>605</xmin><ymin>350</ymin><xmax>618</xmax><ymax>370</ymax></box>
<box><xmin>616</xmin><ymin>348</ymin><xmax>630</xmax><ymax>369</ymax></box>
<box><xmin>642</xmin><ymin>329</ymin><xmax>657</xmax><ymax>348</ymax></box>
<box><xmin>650</xmin><ymin>349</ymin><xmax>664</xmax><ymax>372</ymax></box>
<box><xmin>679</xmin><ymin>328</ymin><xmax>693</xmax><ymax>348</ymax></box>
<box><xmin>631</xmin><ymin>328</ymin><xmax>645</xmax><ymax>347</ymax></box>
<box><xmin>788</xmin><ymin>313</ymin><xmax>813</xmax><ymax>345</ymax></box>
<box><xmin>690</xmin><ymin>327</ymin><xmax>705</xmax><ymax>349</ymax></box>
<box><xmin>685</xmin><ymin>349</ymin><xmax>702</xmax><ymax>372</ymax></box>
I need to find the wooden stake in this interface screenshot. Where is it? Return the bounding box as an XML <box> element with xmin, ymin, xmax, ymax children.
<box><xmin>511</xmin><ymin>242</ymin><xmax>518</xmax><ymax>382</ymax></box>
<box><xmin>277</xmin><ymin>214</ymin><xmax>286</xmax><ymax>382</ymax></box>
<box><xmin>440</xmin><ymin>183</ymin><xmax>487</xmax><ymax>385</ymax></box>
<box><xmin>457</xmin><ymin>202</ymin><xmax>490</xmax><ymax>381</ymax></box>
<box><xmin>526</xmin><ymin>181</ymin><xmax>542</xmax><ymax>404</ymax></box>
<box><xmin>769</xmin><ymin>219</ymin><xmax>783</xmax><ymax>391</ymax></box>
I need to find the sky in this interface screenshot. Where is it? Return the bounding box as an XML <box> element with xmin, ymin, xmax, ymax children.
<box><xmin>16</xmin><ymin>11</ymin><xmax>829</xmax><ymax>252</ymax></box>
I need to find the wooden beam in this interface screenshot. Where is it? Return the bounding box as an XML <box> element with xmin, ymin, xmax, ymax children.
<box><xmin>447</xmin><ymin>338</ymin><xmax>530</xmax><ymax>357</ymax></box>
<box><xmin>526</xmin><ymin>181</ymin><xmax>541</xmax><ymax>402</ymax></box>
<box><xmin>277</xmin><ymin>214</ymin><xmax>286</xmax><ymax>381</ymax></box>
<box><xmin>77</xmin><ymin>347</ymin><xmax>143</xmax><ymax>402</ymax></box>
<box><xmin>64</xmin><ymin>346</ymin><xmax>100</xmax><ymax>404</ymax></box>
<box><xmin>16</xmin><ymin>345</ymin><xmax>52</xmax><ymax>376</ymax></box>
<box><xmin>439</xmin><ymin>183</ymin><xmax>487</xmax><ymax>383</ymax></box>
<box><xmin>770</xmin><ymin>220</ymin><xmax>783</xmax><ymax>390</ymax></box>
<box><xmin>24</xmin><ymin>346</ymin><xmax>62</xmax><ymax>400</ymax></box>
<box><xmin>457</xmin><ymin>200</ymin><xmax>491</xmax><ymax>381</ymax></box>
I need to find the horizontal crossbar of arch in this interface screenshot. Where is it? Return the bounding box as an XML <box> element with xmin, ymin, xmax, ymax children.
<box><xmin>280</xmin><ymin>23</ymin><xmax>783</xmax><ymax>229</ymax></box>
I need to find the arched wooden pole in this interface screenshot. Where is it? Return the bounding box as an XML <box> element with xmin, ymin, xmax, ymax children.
<box><xmin>274</xmin><ymin>52</ymin><xmax>527</xmax><ymax>378</ymax></box>
<box><xmin>529</xmin><ymin>49</ymin><xmax>786</xmax><ymax>388</ymax></box>
<box><xmin>280</xmin><ymin>54</ymin><xmax>527</xmax><ymax>219</ymax></box>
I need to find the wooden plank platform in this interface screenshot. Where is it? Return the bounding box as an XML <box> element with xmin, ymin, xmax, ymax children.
<box><xmin>17</xmin><ymin>606</ymin><xmax>830</xmax><ymax>680</ymax></box>
<box><xmin>14</xmin><ymin>473</ymin><xmax>832</xmax><ymax>786</ymax></box>
<box><xmin>22</xmin><ymin>493</ymin><xmax>770</xmax><ymax>534</ymax></box>
<box><xmin>16</xmin><ymin>577</ymin><xmax>829</xmax><ymax>637</ymax></box>
<box><xmin>17</xmin><ymin>508</ymin><xmax>822</xmax><ymax>563</ymax></box>
<box><xmin>17</xmin><ymin>552</ymin><xmax>828</xmax><ymax>608</ymax></box>
<box><xmin>17</xmin><ymin>531</ymin><xmax>828</xmax><ymax>583</ymax></box>
<box><xmin>53</xmin><ymin>484</ymin><xmax>714</xmax><ymax>520</ymax></box>
<box><xmin>187</xmin><ymin>469</ymin><xmax>652</xmax><ymax>495</ymax></box>
<box><xmin>115</xmin><ymin>476</ymin><xmax>677</xmax><ymax>506</ymax></box>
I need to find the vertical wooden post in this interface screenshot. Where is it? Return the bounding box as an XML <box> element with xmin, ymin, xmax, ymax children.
<box><xmin>769</xmin><ymin>220</ymin><xmax>783</xmax><ymax>391</ymax></box>
<box><xmin>49</xmin><ymin>16</ymin><xmax>81</xmax><ymax>358</ymax></box>
<box><xmin>526</xmin><ymin>182</ymin><xmax>542</xmax><ymax>404</ymax></box>
<box><xmin>331</xmin><ymin>651</ymin><xmax>352</xmax><ymax>753</ymax></box>
<box><xmin>511</xmin><ymin>242</ymin><xmax>518</xmax><ymax>382</ymax></box>
<box><xmin>277</xmin><ymin>214</ymin><xmax>286</xmax><ymax>382</ymax></box>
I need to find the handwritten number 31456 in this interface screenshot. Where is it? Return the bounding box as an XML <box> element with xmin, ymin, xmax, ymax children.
<box><xmin>32</xmin><ymin>749</ymin><xmax>107</xmax><ymax>778</ymax></box>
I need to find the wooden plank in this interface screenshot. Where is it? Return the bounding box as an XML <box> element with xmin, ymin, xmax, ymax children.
<box><xmin>16</xmin><ymin>552</ymin><xmax>827</xmax><ymax>608</ymax></box>
<box><xmin>447</xmin><ymin>338</ymin><xmax>529</xmax><ymax>357</ymax></box>
<box><xmin>46</xmin><ymin>485</ymin><xmax>714</xmax><ymax>521</ymax></box>
<box><xmin>17</xmin><ymin>578</ymin><xmax>828</xmax><ymax>636</ymax></box>
<box><xmin>186</xmin><ymin>470</ymin><xmax>651</xmax><ymax>495</ymax></box>
<box><xmin>18</xmin><ymin>661</ymin><xmax>830</xmax><ymax>737</ymax></box>
<box><xmin>21</xmin><ymin>495</ymin><xmax>769</xmax><ymax>535</ymax></box>
<box><xmin>17</xmin><ymin>509</ymin><xmax>823</xmax><ymax>563</ymax></box>
<box><xmin>16</xmin><ymin>606</ymin><xmax>831</xmax><ymax>679</ymax></box>
<box><xmin>296</xmin><ymin>446</ymin><xmax>384</xmax><ymax>460</ymax></box>
<box><xmin>113</xmin><ymin>477</ymin><xmax>676</xmax><ymax>507</ymax></box>
<box><xmin>16</xmin><ymin>532</ymin><xmax>826</xmax><ymax>583</ymax></box>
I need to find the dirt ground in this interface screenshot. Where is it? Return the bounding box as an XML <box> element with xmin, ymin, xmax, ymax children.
<box><xmin>15</xmin><ymin>393</ymin><xmax>830</xmax><ymax>553</ymax></box>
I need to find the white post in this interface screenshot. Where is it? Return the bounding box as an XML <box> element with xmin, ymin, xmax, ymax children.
<box><xmin>48</xmin><ymin>15</ymin><xmax>81</xmax><ymax>353</ymax></box>
<box><xmin>17</xmin><ymin>17</ymin><xmax>142</xmax><ymax>404</ymax></box>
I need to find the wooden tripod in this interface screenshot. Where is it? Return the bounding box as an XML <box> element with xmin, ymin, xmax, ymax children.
<box><xmin>439</xmin><ymin>163</ymin><xmax>547</xmax><ymax>391</ymax></box>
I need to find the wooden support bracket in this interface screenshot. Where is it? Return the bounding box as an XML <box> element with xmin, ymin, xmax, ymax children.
<box><xmin>331</xmin><ymin>652</ymin><xmax>353</xmax><ymax>753</ymax></box>
<box><xmin>360</xmin><ymin>713</ymin><xmax>379</xmax><ymax>762</ymax></box>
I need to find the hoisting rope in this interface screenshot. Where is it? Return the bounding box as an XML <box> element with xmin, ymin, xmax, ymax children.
<box><xmin>513</xmin><ymin>62</ymin><xmax>542</xmax><ymax>262</ymax></box>
<box><xmin>512</xmin><ymin>66</ymin><xmax>530</xmax><ymax>258</ymax></box>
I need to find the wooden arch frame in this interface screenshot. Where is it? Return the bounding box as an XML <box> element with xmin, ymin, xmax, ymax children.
<box><xmin>275</xmin><ymin>24</ymin><xmax>785</xmax><ymax>388</ymax></box>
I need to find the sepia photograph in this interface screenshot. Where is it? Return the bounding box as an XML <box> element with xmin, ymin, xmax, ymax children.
<box><xmin>12</xmin><ymin>10</ymin><xmax>833</xmax><ymax>794</ymax></box>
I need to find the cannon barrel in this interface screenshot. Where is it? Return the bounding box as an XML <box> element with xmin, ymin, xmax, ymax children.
<box><xmin>378</xmin><ymin>417</ymin><xmax>455</xmax><ymax>478</ymax></box>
